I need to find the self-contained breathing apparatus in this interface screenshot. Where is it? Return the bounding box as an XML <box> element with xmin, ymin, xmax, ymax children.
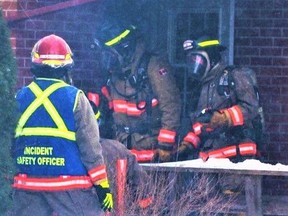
<box><xmin>191</xmin><ymin>66</ymin><xmax>265</xmax><ymax>152</ymax></box>
<box><xmin>182</xmin><ymin>36</ymin><xmax>265</xmax><ymax>156</ymax></box>
<box><xmin>107</xmin><ymin>52</ymin><xmax>155</xmax><ymax>140</ymax></box>
<box><xmin>93</xmin><ymin>19</ymin><xmax>157</xmax><ymax>142</ymax></box>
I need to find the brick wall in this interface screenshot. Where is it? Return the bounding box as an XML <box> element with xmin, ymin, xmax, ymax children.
<box><xmin>2</xmin><ymin>0</ymin><xmax>288</xmax><ymax>195</ymax></box>
<box><xmin>234</xmin><ymin>0</ymin><xmax>288</xmax><ymax>164</ymax></box>
<box><xmin>234</xmin><ymin>0</ymin><xmax>288</xmax><ymax>195</ymax></box>
<box><xmin>2</xmin><ymin>0</ymin><xmax>106</xmax><ymax>92</ymax></box>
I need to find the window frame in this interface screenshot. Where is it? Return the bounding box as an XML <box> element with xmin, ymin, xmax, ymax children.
<box><xmin>167</xmin><ymin>0</ymin><xmax>235</xmax><ymax>68</ymax></box>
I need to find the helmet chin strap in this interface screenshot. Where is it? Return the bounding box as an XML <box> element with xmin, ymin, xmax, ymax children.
<box><xmin>200</xmin><ymin>52</ymin><xmax>212</xmax><ymax>80</ymax></box>
<box><xmin>115</xmin><ymin>48</ymin><xmax>134</xmax><ymax>69</ymax></box>
<box><xmin>201</xmin><ymin>62</ymin><xmax>221</xmax><ymax>82</ymax></box>
<box><xmin>62</xmin><ymin>71</ymin><xmax>73</xmax><ymax>85</ymax></box>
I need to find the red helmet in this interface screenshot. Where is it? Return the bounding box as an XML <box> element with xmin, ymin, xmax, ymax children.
<box><xmin>31</xmin><ymin>34</ymin><xmax>73</xmax><ymax>68</ymax></box>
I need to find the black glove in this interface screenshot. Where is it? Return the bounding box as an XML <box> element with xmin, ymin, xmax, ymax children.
<box><xmin>174</xmin><ymin>141</ymin><xmax>198</xmax><ymax>161</ymax></box>
<box><xmin>94</xmin><ymin>180</ymin><xmax>113</xmax><ymax>212</ymax></box>
<box><xmin>208</xmin><ymin>110</ymin><xmax>232</xmax><ymax>129</ymax></box>
<box><xmin>196</xmin><ymin>109</ymin><xmax>213</xmax><ymax>123</ymax></box>
<box><xmin>152</xmin><ymin>149</ymin><xmax>173</xmax><ymax>163</ymax></box>
<box><xmin>197</xmin><ymin>110</ymin><xmax>231</xmax><ymax>139</ymax></box>
<box><xmin>199</xmin><ymin>123</ymin><xmax>227</xmax><ymax>140</ymax></box>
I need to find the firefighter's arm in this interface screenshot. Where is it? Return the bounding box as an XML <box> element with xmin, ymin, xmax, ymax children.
<box><xmin>154</xmin><ymin>129</ymin><xmax>177</xmax><ymax>162</ymax></box>
<box><xmin>174</xmin><ymin>122</ymin><xmax>202</xmax><ymax>160</ymax></box>
<box><xmin>207</xmin><ymin>109</ymin><xmax>234</xmax><ymax>129</ymax></box>
<box><xmin>232</xmin><ymin>67</ymin><xmax>260</xmax><ymax>121</ymax></box>
<box><xmin>148</xmin><ymin>55</ymin><xmax>181</xmax><ymax>162</ymax></box>
<box><xmin>74</xmin><ymin>91</ymin><xmax>113</xmax><ymax>211</ymax></box>
<box><xmin>208</xmin><ymin>67</ymin><xmax>259</xmax><ymax>129</ymax></box>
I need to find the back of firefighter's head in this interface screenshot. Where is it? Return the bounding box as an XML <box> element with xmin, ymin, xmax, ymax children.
<box><xmin>31</xmin><ymin>34</ymin><xmax>74</xmax><ymax>81</ymax></box>
<box><xmin>94</xmin><ymin>19</ymin><xmax>139</xmax><ymax>71</ymax></box>
<box><xmin>183</xmin><ymin>35</ymin><xmax>226</xmax><ymax>80</ymax></box>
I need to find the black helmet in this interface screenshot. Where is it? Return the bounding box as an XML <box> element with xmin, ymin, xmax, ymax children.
<box><xmin>183</xmin><ymin>36</ymin><xmax>226</xmax><ymax>80</ymax></box>
<box><xmin>94</xmin><ymin>18</ymin><xmax>139</xmax><ymax>72</ymax></box>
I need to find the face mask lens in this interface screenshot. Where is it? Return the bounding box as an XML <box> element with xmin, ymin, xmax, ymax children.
<box><xmin>101</xmin><ymin>50</ymin><xmax>120</xmax><ymax>72</ymax></box>
<box><xmin>113</xmin><ymin>37</ymin><xmax>136</xmax><ymax>64</ymax></box>
<box><xmin>114</xmin><ymin>41</ymin><xmax>133</xmax><ymax>60</ymax></box>
<box><xmin>186</xmin><ymin>53</ymin><xmax>207</xmax><ymax>80</ymax></box>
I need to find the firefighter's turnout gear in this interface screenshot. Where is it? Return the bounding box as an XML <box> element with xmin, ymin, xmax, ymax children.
<box><xmin>100</xmin><ymin>138</ymin><xmax>153</xmax><ymax>211</ymax></box>
<box><xmin>11</xmin><ymin>35</ymin><xmax>112</xmax><ymax>216</ymax></box>
<box><xmin>178</xmin><ymin>35</ymin><xmax>262</xmax><ymax>162</ymax></box>
<box><xmin>177</xmin><ymin>35</ymin><xmax>263</xmax><ymax>194</ymax></box>
<box><xmin>93</xmin><ymin>20</ymin><xmax>181</xmax><ymax>162</ymax></box>
<box><xmin>208</xmin><ymin>109</ymin><xmax>232</xmax><ymax>129</ymax></box>
<box><xmin>87</xmin><ymin>97</ymin><xmax>154</xmax><ymax>209</ymax></box>
<box><xmin>87</xmin><ymin>92</ymin><xmax>156</xmax><ymax>163</ymax></box>
<box><xmin>87</xmin><ymin>90</ymin><xmax>114</xmax><ymax>139</ymax></box>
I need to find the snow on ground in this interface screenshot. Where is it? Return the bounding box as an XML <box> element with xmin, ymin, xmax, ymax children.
<box><xmin>141</xmin><ymin>159</ymin><xmax>288</xmax><ymax>174</ymax></box>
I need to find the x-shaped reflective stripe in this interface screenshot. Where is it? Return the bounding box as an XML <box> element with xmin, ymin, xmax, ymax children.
<box><xmin>15</xmin><ymin>82</ymin><xmax>76</xmax><ymax>141</ymax></box>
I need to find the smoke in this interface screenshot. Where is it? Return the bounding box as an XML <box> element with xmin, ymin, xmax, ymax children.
<box><xmin>99</xmin><ymin>0</ymin><xmax>150</xmax><ymax>35</ymax></box>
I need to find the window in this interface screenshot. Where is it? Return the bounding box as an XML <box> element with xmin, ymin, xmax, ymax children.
<box><xmin>167</xmin><ymin>0</ymin><xmax>235</xmax><ymax>67</ymax></box>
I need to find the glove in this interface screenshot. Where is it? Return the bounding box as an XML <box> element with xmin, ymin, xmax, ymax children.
<box><xmin>94</xmin><ymin>180</ymin><xmax>113</xmax><ymax>212</ymax></box>
<box><xmin>174</xmin><ymin>141</ymin><xmax>197</xmax><ymax>161</ymax></box>
<box><xmin>196</xmin><ymin>109</ymin><xmax>213</xmax><ymax>123</ymax></box>
<box><xmin>208</xmin><ymin>110</ymin><xmax>232</xmax><ymax>129</ymax></box>
<box><xmin>153</xmin><ymin>149</ymin><xmax>173</xmax><ymax>162</ymax></box>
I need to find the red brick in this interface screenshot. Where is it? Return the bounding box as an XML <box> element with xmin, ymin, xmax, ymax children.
<box><xmin>260</xmin><ymin>28</ymin><xmax>282</xmax><ymax>37</ymax></box>
<box><xmin>251</xmin><ymin>38</ymin><xmax>273</xmax><ymax>46</ymax></box>
<box><xmin>251</xmin><ymin>57</ymin><xmax>273</xmax><ymax>65</ymax></box>
<box><xmin>234</xmin><ymin>19</ymin><xmax>252</xmax><ymax>28</ymax></box>
<box><xmin>236</xmin><ymin>47</ymin><xmax>260</xmax><ymax>56</ymax></box>
<box><xmin>25</xmin><ymin>20</ymin><xmax>45</xmax><ymax>30</ymax></box>
<box><xmin>251</xmin><ymin>19</ymin><xmax>274</xmax><ymax>28</ymax></box>
<box><xmin>260</xmin><ymin>47</ymin><xmax>282</xmax><ymax>56</ymax></box>
<box><xmin>235</xmin><ymin>28</ymin><xmax>260</xmax><ymax>37</ymax></box>
<box><xmin>260</xmin><ymin>10</ymin><xmax>283</xmax><ymax>19</ymax></box>
<box><xmin>274</xmin><ymin>38</ymin><xmax>288</xmax><ymax>47</ymax></box>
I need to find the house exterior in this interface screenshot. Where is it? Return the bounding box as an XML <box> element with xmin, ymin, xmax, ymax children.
<box><xmin>2</xmin><ymin>0</ymin><xmax>288</xmax><ymax>195</ymax></box>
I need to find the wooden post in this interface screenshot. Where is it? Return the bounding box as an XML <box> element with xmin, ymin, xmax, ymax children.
<box><xmin>116</xmin><ymin>159</ymin><xmax>127</xmax><ymax>216</ymax></box>
<box><xmin>245</xmin><ymin>175</ymin><xmax>263</xmax><ymax>216</ymax></box>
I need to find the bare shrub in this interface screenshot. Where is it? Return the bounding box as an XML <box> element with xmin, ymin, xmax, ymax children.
<box><xmin>109</xmin><ymin>168</ymin><xmax>240</xmax><ymax>216</ymax></box>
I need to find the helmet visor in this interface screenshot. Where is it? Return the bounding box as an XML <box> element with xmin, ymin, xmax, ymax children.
<box><xmin>101</xmin><ymin>49</ymin><xmax>121</xmax><ymax>72</ymax></box>
<box><xmin>186</xmin><ymin>53</ymin><xmax>208</xmax><ymax>80</ymax></box>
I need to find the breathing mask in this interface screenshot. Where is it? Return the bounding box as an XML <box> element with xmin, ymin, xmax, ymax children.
<box><xmin>186</xmin><ymin>52</ymin><xmax>209</xmax><ymax>80</ymax></box>
<box><xmin>183</xmin><ymin>37</ymin><xmax>226</xmax><ymax>80</ymax></box>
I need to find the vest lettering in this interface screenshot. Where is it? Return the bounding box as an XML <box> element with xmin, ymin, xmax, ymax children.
<box><xmin>37</xmin><ymin>157</ymin><xmax>65</xmax><ymax>166</ymax></box>
<box><xmin>17</xmin><ymin>156</ymin><xmax>36</xmax><ymax>165</ymax></box>
<box><xmin>24</xmin><ymin>146</ymin><xmax>53</xmax><ymax>155</ymax></box>
<box><xmin>17</xmin><ymin>156</ymin><xmax>65</xmax><ymax>166</ymax></box>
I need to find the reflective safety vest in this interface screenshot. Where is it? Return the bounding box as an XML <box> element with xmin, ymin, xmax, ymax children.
<box><xmin>14</xmin><ymin>78</ymin><xmax>87</xmax><ymax>177</ymax></box>
<box><xmin>13</xmin><ymin>174</ymin><xmax>93</xmax><ymax>191</ymax></box>
<box><xmin>199</xmin><ymin>142</ymin><xmax>257</xmax><ymax>161</ymax></box>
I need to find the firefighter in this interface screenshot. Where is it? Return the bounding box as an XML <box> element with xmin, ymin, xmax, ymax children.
<box><xmin>88</xmin><ymin>97</ymin><xmax>154</xmax><ymax>210</ymax></box>
<box><xmin>87</xmin><ymin>91</ymin><xmax>114</xmax><ymax>139</ymax></box>
<box><xmin>176</xmin><ymin>35</ymin><xmax>263</xmax><ymax>193</ymax></box>
<box><xmin>92</xmin><ymin>18</ymin><xmax>182</xmax><ymax>162</ymax></box>
<box><xmin>11</xmin><ymin>34</ymin><xmax>113</xmax><ymax>216</ymax></box>
<box><xmin>100</xmin><ymin>139</ymin><xmax>153</xmax><ymax>211</ymax></box>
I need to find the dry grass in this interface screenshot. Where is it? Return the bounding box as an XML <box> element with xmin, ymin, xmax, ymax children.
<box><xmin>108</xmin><ymin>169</ymin><xmax>240</xmax><ymax>216</ymax></box>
